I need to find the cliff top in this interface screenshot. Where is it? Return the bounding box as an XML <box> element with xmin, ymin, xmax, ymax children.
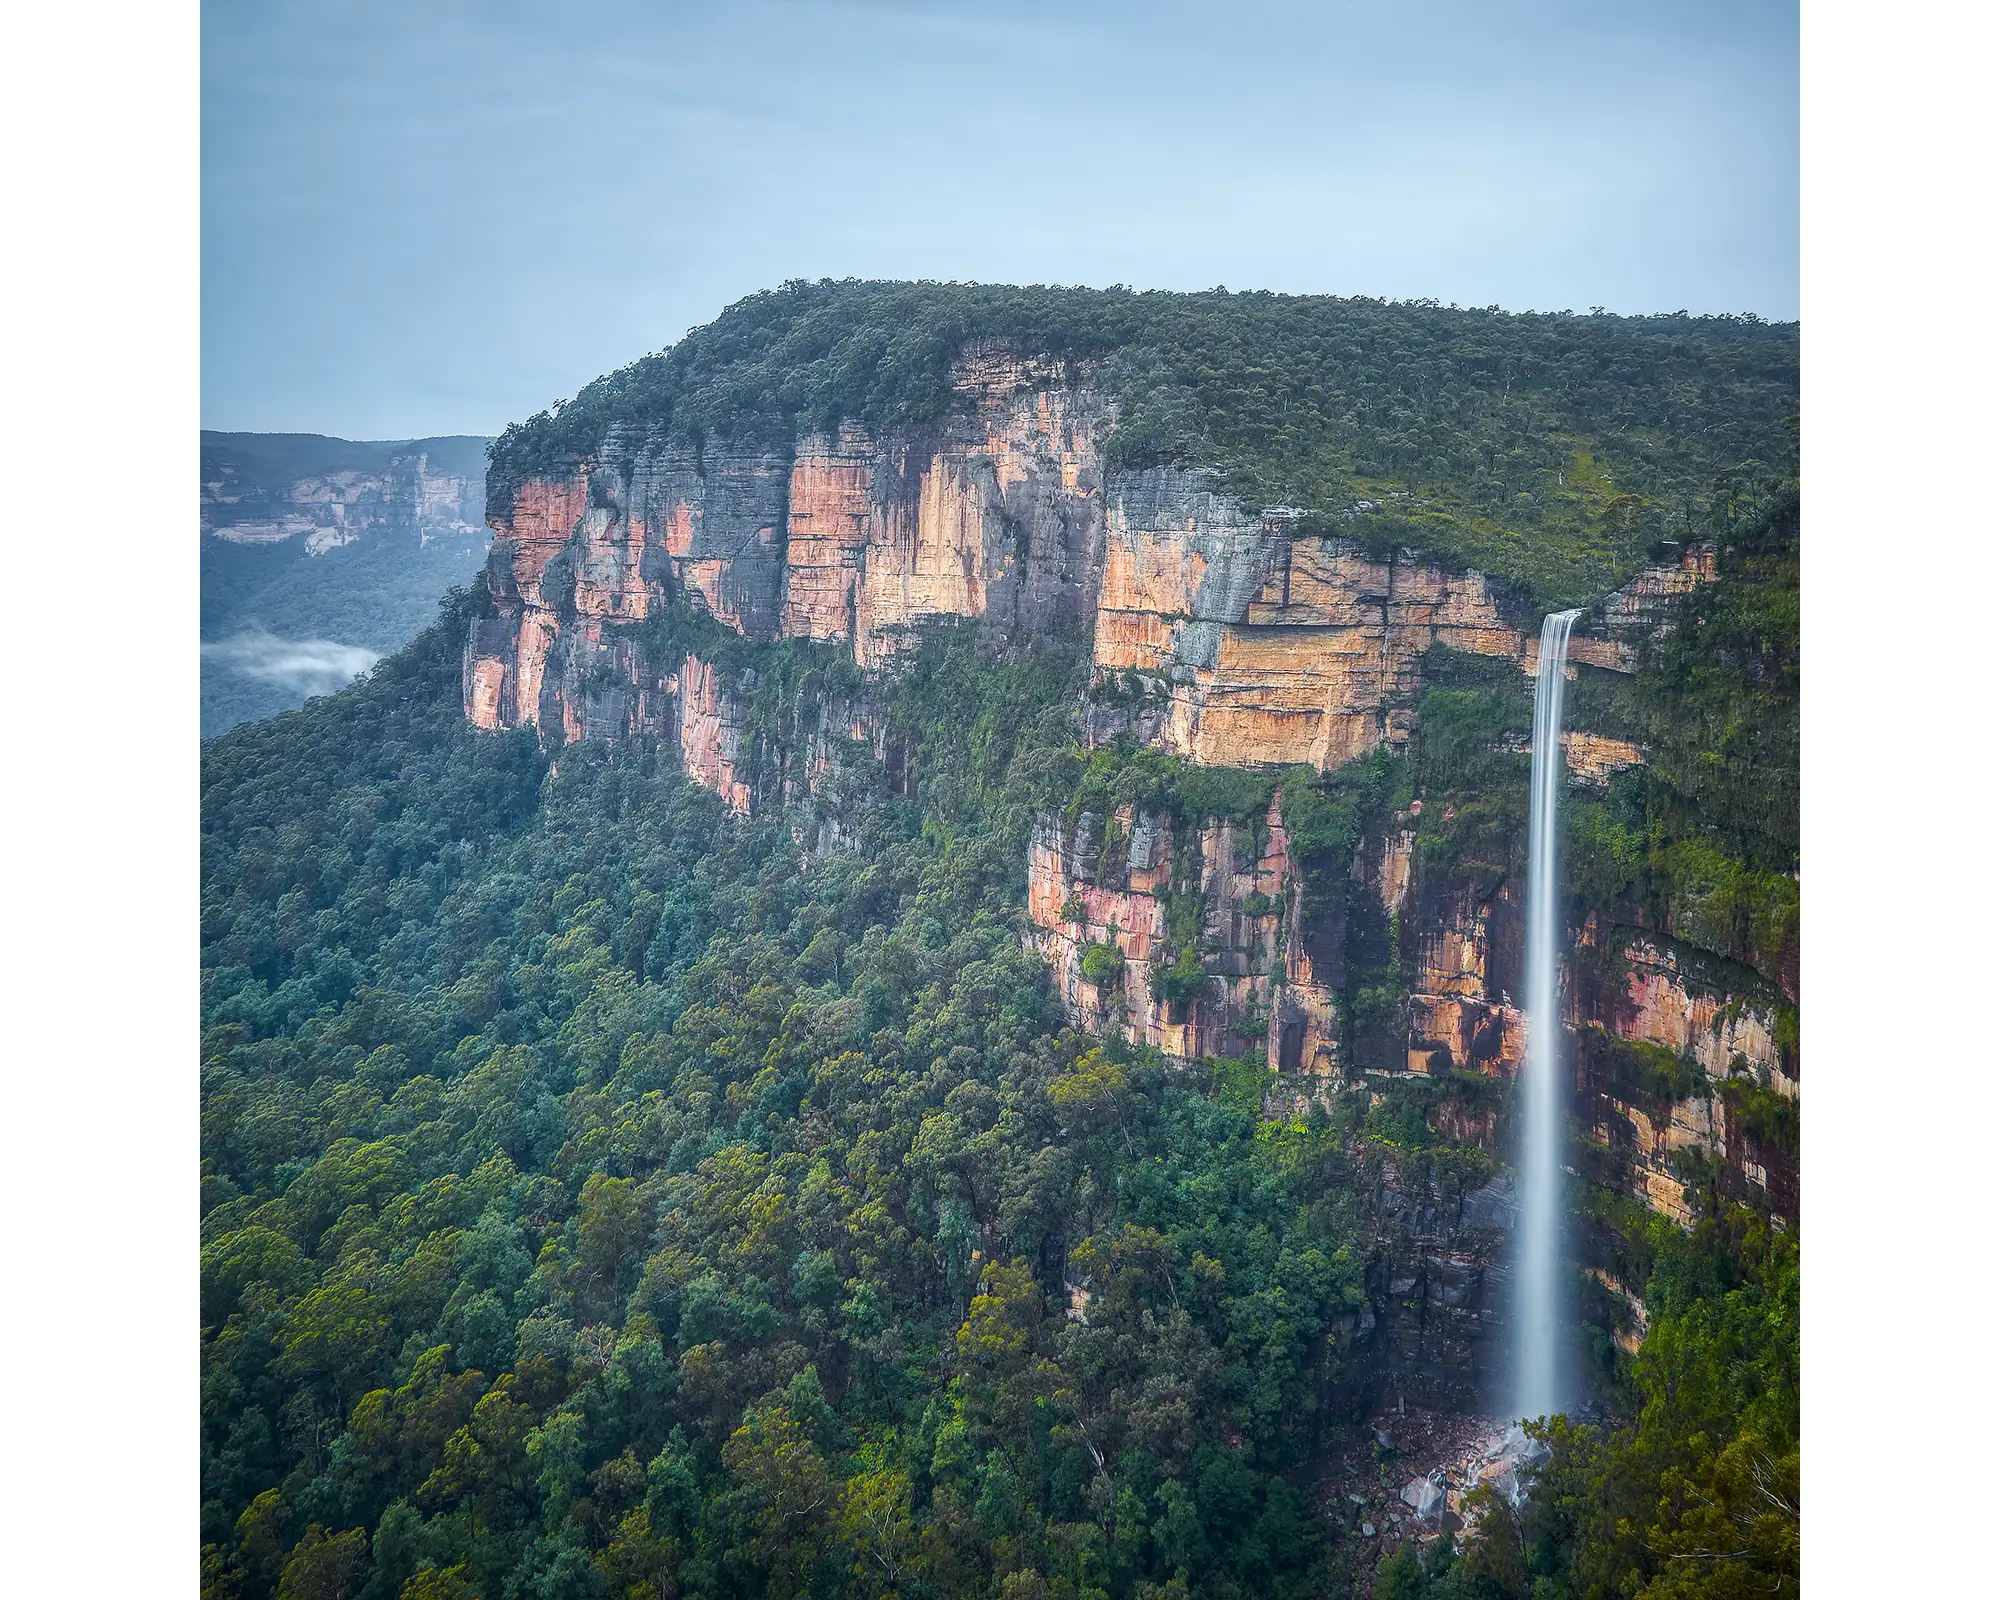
<box><xmin>488</xmin><ymin>279</ymin><xmax>1798</xmax><ymax>607</ymax></box>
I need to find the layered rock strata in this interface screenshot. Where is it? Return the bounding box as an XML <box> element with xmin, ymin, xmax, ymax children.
<box><xmin>781</xmin><ymin>355</ymin><xmax>1110</xmax><ymax>665</ymax></box>
<box><xmin>1090</xmin><ymin>475</ymin><xmax>1533</xmax><ymax>769</ymax></box>
<box><xmin>468</xmin><ymin>353</ymin><xmax>1111</xmax><ymax>747</ymax></box>
<box><xmin>467</xmin><ymin>348</ymin><xmax>1696</xmax><ymax>786</ymax></box>
<box><xmin>1083</xmin><ymin>472</ymin><xmax>1686</xmax><ymax>771</ymax></box>
<box><xmin>1572</xmin><ymin>923</ymin><xmax>1798</xmax><ymax>1224</ymax></box>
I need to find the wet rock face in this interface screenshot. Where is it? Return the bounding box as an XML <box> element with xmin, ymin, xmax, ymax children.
<box><xmin>1327</xmin><ymin>1166</ymin><xmax>1518</xmax><ymax>1418</ymax></box>
<box><xmin>634</xmin><ymin>437</ymin><xmax>794</xmax><ymax>637</ymax></box>
<box><xmin>1406</xmin><ymin>872</ymin><xmax>1529</xmax><ymax>1085</ymax></box>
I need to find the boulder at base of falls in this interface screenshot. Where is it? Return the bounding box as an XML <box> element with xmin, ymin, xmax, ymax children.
<box><xmin>1483</xmin><ymin>1424</ymin><xmax>1553</xmax><ymax>1508</ymax></box>
<box><xmin>1401</xmin><ymin>1476</ymin><xmax>1447</xmax><ymax>1523</ymax></box>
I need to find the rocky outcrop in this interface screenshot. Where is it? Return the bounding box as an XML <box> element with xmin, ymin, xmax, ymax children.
<box><xmin>1083</xmin><ymin>473</ymin><xmax>1678</xmax><ymax>773</ymax></box>
<box><xmin>472</xmin><ymin>353</ymin><xmax>1110</xmax><ymax>743</ymax></box>
<box><xmin>1572</xmin><ymin>924</ymin><xmax>1798</xmax><ymax>1224</ymax></box>
<box><xmin>1561</xmin><ymin>732</ymin><xmax>1647</xmax><ymax>786</ymax></box>
<box><xmin>672</xmin><ymin>655</ymin><xmax>755</xmax><ymax>816</ymax></box>
<box><xmin>1089</xmin><ymin>475</ymin><xmax>1553</xmax><ymax>769</ymax></box>
<box><xmin>1027</xmin><ymin>798</ymin><xmax>1317</xmax><ymax>1061</ymax></box>
<box><xmin>467</xmin><ymin>349</ymin><xmax>1691</xmax><ymax>785</ymax></box>
<box><xmin>1333</xmin><ymin>1165</ymin><xmax>1519</xmax><ymax>1416</ymax></box>
<box><xmin>782</xmin><ymin>354</ymin><xmax>1110</xmax><ymax>665</ymax></box>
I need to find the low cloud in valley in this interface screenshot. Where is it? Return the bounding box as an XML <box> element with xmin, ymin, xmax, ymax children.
<box><xmin>202</xmin><ymin>629</ymin><xmax>381</xmax><ymax>696</ymax></box>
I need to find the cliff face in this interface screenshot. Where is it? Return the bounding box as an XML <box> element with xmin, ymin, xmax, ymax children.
<box><xmin>467</xmin><ymin>344</ymin><xmax>1726</xmax><ymax>782</ymax></box>
<box><xmin>1091</xmin><ymin>475</ymin><xmax>1529</xmax><ymax>769</ymax></box>
<box><xmin>468</xmin><ymin>349</ymin><xmax>1698</xmax><ymax>781</ymax></box>
<box><xmin>468</xmin><ymin>353</ymin><xmax>1109</xmax><ymax>746</ymax></box>
<box><xmin>1573</xmin><ymin>924</ymin><xmax>1798</xmax><ymax>1224</ymax></box>
<box><xmin>463</xmin><ymin>349</ymin><xmax>1793</xmax><ymax>1231</ymax></box>
<box><xmin>1338</xmin><ymin>1163</ymin><xmax>1520</xmax><ymax>1415</ymax></box>
<box><xmin>783</xmin><ymin>352</ymin><xmax>1110</xmax><ymax>664</ymax></box>
<box><xmin>1021</xmin><ymin>773</ymin><xmax>1795</xmax><ymax>1233</ymax></box>
<box><xmin>1084</xmin><ymin>473</ymin><xmax>1684</xmax><ymax>771</ymax></box>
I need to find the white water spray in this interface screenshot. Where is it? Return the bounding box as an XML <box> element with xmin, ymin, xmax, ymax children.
<box><xmin>1514</xmin><ymin>608</ymin><xmax>1581</xmax><ymax>1423</ymax></box>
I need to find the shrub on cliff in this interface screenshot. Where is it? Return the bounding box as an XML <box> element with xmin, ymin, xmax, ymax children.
<box><xmin>1078</xmin><ymin>939</ymin><xmax>1126</xmax><ymax>990</ymax></box>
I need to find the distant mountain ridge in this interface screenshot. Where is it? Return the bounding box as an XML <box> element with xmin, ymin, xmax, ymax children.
<box><xmin>200</xmin><ymin>430</ymin><xmax>492</xmax><ymax>736</ymax></box>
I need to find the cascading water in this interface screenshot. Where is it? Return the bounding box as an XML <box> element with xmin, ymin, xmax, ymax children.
<box><xmin>1514</xmin><ymin>607</ymin><xmax>1582</xmax><ymax>1423</ymax></box>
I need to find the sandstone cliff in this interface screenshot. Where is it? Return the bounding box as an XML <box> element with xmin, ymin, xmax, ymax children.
<box><xmin>466</xmin><ymin>349</ymin><xmax>1695</xmax><ymax>775</ymax></box>
<box><xmin>462</xmin><ymin>345</ymin><xmax>1793</xmax><ymax>1232</ymax></box>
<box><xmin>467</xmin><ymin>352</ymin><xmax>1109</xmax><ymax>748</ymax></box>
<box><xmin>1026</xmin><ymin>798</ymin><xmax>1309</xmax><ymax>1061</ymax></box>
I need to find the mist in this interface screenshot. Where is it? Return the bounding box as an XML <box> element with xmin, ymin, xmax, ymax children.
<box><xmin>201</xmin><ymin>629</ymin><xmax>381</xmax><ymax>696</ymax></box>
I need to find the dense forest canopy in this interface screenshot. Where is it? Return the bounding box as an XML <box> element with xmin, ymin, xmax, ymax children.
<box><xmin>489</xmin><ymin>281</ymin><xmax>1797</xmax><ymax>605</ymax></box>
<box><xmin>201</xmin><ymin>504</ymin><xmax>1797</xmax><ymax>1600</ymax></box>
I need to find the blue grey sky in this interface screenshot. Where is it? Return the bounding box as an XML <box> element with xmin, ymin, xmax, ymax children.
<box><xmin>202</xmin><ymin>0</ymin><xmax>1798</xmax><ymax>439</ymax></box>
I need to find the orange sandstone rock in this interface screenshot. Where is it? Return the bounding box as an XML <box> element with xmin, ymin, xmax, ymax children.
<box><xmin>674</xmin><ymin>655</ymin><xmax>753</xmax><ymax>816</ymax></box>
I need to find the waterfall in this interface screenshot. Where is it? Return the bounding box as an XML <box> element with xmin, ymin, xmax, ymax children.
<box><xmin>1514</xmin><ymin>607</ymin><xmax>1581</xmax><ymax>1423</ymax></box>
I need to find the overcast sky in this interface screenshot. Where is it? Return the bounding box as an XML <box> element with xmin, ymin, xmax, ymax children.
<box><xmin>202</xmin><ymin>0</ymin><xmax>1798</xmax><ymax>439</ymax></box>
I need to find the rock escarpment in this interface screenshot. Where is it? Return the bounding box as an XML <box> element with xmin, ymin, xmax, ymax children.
<box><xmin>467</xmin><ymin>346</ymin><xmax>1699</xmax><ymax>777</ymax></box>
<box><xmin>1338</xmin><ymin>1163</ymin><xmax>1521</xmax><ymax>1416</ymax></box>
<box><xmin>466</xmin><ymin>352</ymin><xmax>1109</xmax><ymax>742</ymax></box>
<box><xmin>463</xmin><ymin>345</ymin><xmax>1794</xmax><ymax>1231</ymax></box>
<box><xmin>1026</xmin><ymin>798</ymin><xmax>1307</xmax><ymax>1062</ymax></box>
<box><xmin>782</xmin><ymin>354</ymin><xmax>1110</xmax><ymax>664</ymax></box>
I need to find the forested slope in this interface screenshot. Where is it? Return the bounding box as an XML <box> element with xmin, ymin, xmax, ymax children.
<box><xmin>202</xmin><ymin>516</ymin><xmax>1796</xmax><ymax>1600</ymax></box>
<box><xmin>204</xmin><ymin>598</ymin><xmax>1383</xmax><ymax>1599</ymax></box>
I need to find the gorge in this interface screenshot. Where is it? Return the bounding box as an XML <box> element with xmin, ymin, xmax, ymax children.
<box><xmin>201</xmin><ymin>431</ymin><xmax>491</xmax><ymax>735</ymax></box>
<box><xmin>201</xmin><ymin>283</ymin><xmax>1799</xmax><ymax>1600</ymax></box>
